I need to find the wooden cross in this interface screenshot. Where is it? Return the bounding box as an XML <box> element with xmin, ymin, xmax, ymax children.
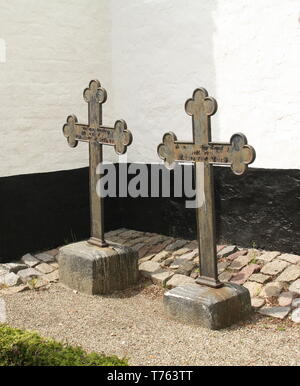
<box><xmin>63</xmin><ymin>79</ymin><xmax>132</xmax><ymax>247</ymax></box>
<box><xmin>158</xmin><ymin>88</ymin><xmax>256</xmax><ymax>288</ymax></box>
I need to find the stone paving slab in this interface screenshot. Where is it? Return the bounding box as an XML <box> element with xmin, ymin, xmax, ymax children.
<box><xmin>291</xmin><ymin>308</ymin><xmax>300</xmax><ymax>323</ymax></box>
<box><xmin>251</xmin><ymin>297</ymin><xmax>265</xmax><ymax>309</ymax></box>
<box><xmin>248</xmin><ymin>273</ymin><xmax>272</xmax><ymax>284</ymax></box>
<box><xmin>230</xmin><ymin>255</ymin><xmax>253</xmax><ymax>272</ymax></box>
<box><xmin>260</xmin><ymin>282</ymin><xmax>284</xmax><ymax>298</ymax></box>
<box><xmin>243</xmin><ymin>281</ymin><xmax>263</xmax><ymax>297</ymax></box>
<box><xmin>279</xmin><ymin>254</ymin><xmax>300</xmax><ymax>264</ymax></box>
<box><xmin>17</xmin><ymin>268</ymin><xmax>42</xmax><ymax>282</ymax></box>
<box><xmin>165</xmin><ymin>274</ymin><xmax>195</xmax><ymax>289</ymax></box>
<box><xmin>275</xmin><ymin>265</ymin><xmax>300</xmax><ymax>282</ymax></box>
<box><xmin>1</xmin><ymin>228</ymin><xmax>300</xmax><ymax>324</ymax></box>
<box><xmin>289</xmin><ymin>279</ymin><xmax>300</xmax><ymax>295</ymax></box>
<box><xmin>278</xmin><ymin>292</ymin><xmax>294</xmax><ymax>307</ymax></box>
<box><xmin>35</xmin><ymin>253</ymin><xmax>56</xmax><ymax>263</ymax></box>
<box><xmin>261</xmin><ymin>260</ymin><xmax>290</xmax><ymax>276</ymax></box>
<box><xmin>1</xmin><ymin>262</ymin><xmax>27</xmax><ymax>273</ymax></box>
<box><xmin>292</xmin><ymin>298</ymin><xmax>300</xmax><ymax>308</ymax></box>
<box><xmin>258</xmin><ymin>251</ymin><xmax>281</xmax><ymax>263</ymax></box>
<box><xmin>258</xmin><ymin>306</ymin><xmax>291</xmax><ymax>319</ymax></box>
<box><xmin>21</xmin><ymin>253</ymin><xmax>40</xmax><ymax>267</ymax></box>
<box><xmin>217</xmin><ymin>245</ymin><xmax>238</xmax><ymax>258</ymax></box>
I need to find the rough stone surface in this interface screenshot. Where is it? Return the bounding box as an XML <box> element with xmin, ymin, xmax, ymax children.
<box><xmin>139</xmin><ymin>254</ymin><xmax>155</xmax><ymax>263</ymax></box>
<box><xmin>43</xmin><ymin>249</ymin><xmax>59</xmax><ymax>257</ymax></box>
<box><xmin>243</xmin><ymin>281</ymin><xmax>263</xmax><ymax>298</ymax></box>
<box><xmin>105</xmin><ymin>228</ymin><xmax>127</xmax><ymax>238</ymax></box>
<box><xmin>226</xmin><ymin>249</ymin><xmax>247</xmax><ymax>261</ymax></box>
<box><xmin>120</xmin><ymin>230</ymin><xmax>141</xmax><ymax>239</ymax></box>
<box><xmin>147</xmin><ymin>239</ymin><xmax>174</xmax><ymax>254</ymax></box>
<box><xmin>217</xmin><ymin>245</ymin><xmax>238</xmax><ymax>258</ymax></box>
<box><xmin>125</xmin><ymin>237</ymin><xmax>146</xmax><ymax>247</ymax></box>
<box><xmin>292</xmin><ymin>298</ymin><xmax>300</xmax><ymax>308</ymax></box>
<box><xmin>275</xmin><ymin>265</ymin><xmax>300</xmax><ymax>283</ymax></box>
<box><xmin>140</xmin><ymin>260</ymin><xmax>174</xmax><ymax>285</ymax></box>
<box><xmin>58</xmin><ymin>241</ymin><xmax>138</xmax><ymax>295</ymax></box>
<box><xmin>260</xmin><ymin>282</ymin><xmax>284</xmax><ymax>298</ymax></box>
<box><xmin>138</xmin><ymin>245</ymin><xmax>152</xmax><ymax>259</ymax></box>
<box><xmin>175</xmin><ymin>261</ymin><xmax>196</xmax><ymax>276</ymax></box>
<box><xmin>139</xmin><ymin>261</ymin><xmax>161</xmax><ymax>277</ymax></box>
<box><xmin>258</xmin><ymin>251</ymin><xmax>281</xmax><ymax>263</ymax></box>
<box><xmin>0</xmin><ymin>268</ymin><xmax>7</xmax><ymax>276</ymax></box>
<box><xmin>173</xmin><ymin>247</ymin><xmax>192</xmax><ymax>257</ymax></box>
<box><xmin>278</xmin><ymin>292</ymin><xmax>294</xmax><ymax>307</ymax></box>
<box><xmin>2</xmin><ymin>272</ymin><xmax>22</xmax><ymax>287</ymax></box>
<box><xmin>190</xmin><ymin>271</ymin><xmax>199</xmax><ymax>279</ymax></box>
<box><xmin>35</xmin><ymin>253</ymin><xmax>56</xmax><ymax>263</ymax></box>
<box><xmin>185</xmin><ymin>241</ymin><xmax>198</xmax><ymax>250</ymax></box>
<box><xmin>2</xmin><ymin>227</ymin><xmax>300</xmax><ymax>325</ymax></box>
<box><xmin>21</xmin><ymin>253</ymin><xmax>39</xmax><ymax>267</ymax></box>
<box><xmin>164</xmin><ymin>283</ymin><xmax>252</xmax><ymax>330</ymax></box>
<box><xmin>261</xmin><ymin>260</ymin><xmax>289</xmax><ymax>276</ymax></box>
<box><xmin>169</xmin><ymin>261</ymin><xmax>180</xmax><ymax>270</ymax></box>
<box><xmin>231</xmin><ymin>264</ymin><xmax>260</xmax><ymax>285</ymax></box>
<box><xmin>1</xmin><ymin>262</ymin><xmax>27</xmax><ymax>273</ymax></box>
<box><xmin>217</xmin><ymin>261</ymin><xmax>230</xmax><ymax>273</ymax></box>
<box><xmin>289</xmin><ymin>279</ymin><xmax>300</xmax><ymax>295</ymax></box>
<box><xmin>178</xmin><ymin>249</ymin><xmax>198</xmax><ymax>261</ymax></box>
<box><xmin>17</xmin><ymin>268</ymin><xmax>42</xmax><ymax>282</ymax></box>
<box><xmin>170</xmin><ymin>253</ymin><xmax>197</xmax><ymax>269</ymax></box>
<box><xmin>151</xmin><ymin>251</ymin><xmax>170</xmax><ymax>263</ymax></box>
<box><xmin>251</xmin><ymin>297</ymin><xmax>265</xmax><ymax>308</ymax></box>
<box><xmin>166</xmin><ymin>274</ymin><xmax>195</xmax><ymax>289</ymax></box>
<box><xmin>248</xmin><ymin>273</ymin><xmax>272</xmax><ymax>284</ymax></box>
<box><xmin>0</xmin><ymin>284</ymin><xmax>28</xmax><ymax>295</ymax></box>
<box><xmin>258</xmin><ymin>306</ymin><xmax>291</xmax><ymax>319</ymax></box>
<box><xmin>230</xmin><ymin>255</ymin><xmax>253</xmax><ymax>272</ymax></box>
<box><xmin>218</xmin><ymin>271</ymin><xmax>232</xmax><ymax>282</ymax></box>
<box><xmin>279</xmin><ymin>254</ymin><xmax>300</xmax><ymax>264</ymax></box>
<box><xmin>35</xmin><ymin>263</ymin><xmax>56</xmax><ymax>274</ymax></box>
<box><xmin>165</xmin><ymin>239</ymin><xmax>188</xmax><ymax>252</ymax></box>
<box><xmin>33</xmin><ymin>277</ymin><xmax>51</xmax><ymax>289</ymax></box>
<box><xmin>131</xmin><ymin>243</ymin><xmax>145</xmax><ymax>252</ymax></box>
<box><xmin>161</xmin><ymin>257</ymin><xmax>174</xmax><ymax>267</ymax></box>
<box><xmin>44</xmin><ymin>271</ymin><xmax>59</xmax><ymax>282</ymax></box>
<box><xmin>291</xmin><ymin>308</ymin><xmax>300</xmax><ymax>323</ymax></box>
<box><xmin>150</xmin><ymin>271</ymin><xmax>174</xmax><ymax>286</ymax></box>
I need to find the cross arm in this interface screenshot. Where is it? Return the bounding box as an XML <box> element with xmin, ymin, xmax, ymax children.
<box><xmin>63</xmin><ymin>115</ymin><xmax>132</xmax><ymax>154</ymax></box>
<box><xmin>158</xmin><ymin>132</ymin><xmax>256</xmax><ymax>175</ymax></box>
<box><xmin>62</xmin><ymin>114</ymin><xmax>89</xmax><ymax>147</ymax></box>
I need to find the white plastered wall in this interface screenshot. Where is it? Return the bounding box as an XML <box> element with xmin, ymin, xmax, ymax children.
<box><xmin>0</xmin><ymin>0</ymin><xmax>299</xmax><ymax>177</ymax></box>
<box><xmin>0</xmin><ymin>0</ymin><xmax>112</xmax><ymax>177</ymax></box>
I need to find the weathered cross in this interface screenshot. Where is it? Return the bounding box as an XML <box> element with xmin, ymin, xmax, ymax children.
<box><xmin>158</xmin><ymin>88</ymin><xmax>256</xmax><ymax>288</ymax></box>
<box><xmin>63</xmin><ymin>79</ymin><xmax>132</xmax><ymax>247</ymax></box>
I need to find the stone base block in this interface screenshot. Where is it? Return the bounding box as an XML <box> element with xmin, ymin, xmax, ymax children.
<box><xmin>164</xmin><ymin>283</ymin><xmax>252</xmax><ymax>330</ymax></box>
<box><xmin>58</xmin><ymin>241</ymin><xmax>138</xmax><ymax>295</ymax></box>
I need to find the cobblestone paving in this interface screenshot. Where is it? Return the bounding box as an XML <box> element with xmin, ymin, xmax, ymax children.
<box><xmin>1</xmin><ymin>228</ymin><xmax>300</xmax><ymax>323</ymax></box>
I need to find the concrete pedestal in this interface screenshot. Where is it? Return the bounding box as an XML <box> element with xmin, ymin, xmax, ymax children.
<box><xmin>164</xmin><ymin>283</ymin><xmax>252</xmax><ymax>330</ymax></box>
<box><xmin>58</xmin><ymin>241</ymin><xmax>138</xmax><ymax>295</ymax></box>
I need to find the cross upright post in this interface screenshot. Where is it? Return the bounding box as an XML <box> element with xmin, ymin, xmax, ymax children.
<box><xmin>63</xmin><ymin>79</ymin><xmax>132</xmax><ymax>248</ymax></box>
<box><xmin>158</xmin><ymin>88</ymin><xmax>256</xmax><ymax>288</ymax></box>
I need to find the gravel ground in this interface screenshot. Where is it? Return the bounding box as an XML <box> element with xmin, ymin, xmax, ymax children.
<box><xmin>2</xmin><ymin>281</ymin><xmax>300</xmax><ymax>366</ymax></box>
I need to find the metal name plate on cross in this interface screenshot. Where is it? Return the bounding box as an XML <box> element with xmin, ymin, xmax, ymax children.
<box><xmin>158</xmin><ymin>88</ymin><xmax>256</xmax><ymax>288</ymax></box>
<box><xmin>63</xmin><ymin>79</ymin><xmax>132</xmax><ymax>248</ymax></box>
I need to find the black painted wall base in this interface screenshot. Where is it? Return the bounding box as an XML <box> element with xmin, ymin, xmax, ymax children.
<box><xmin>0</xmin><ymin>168</ymin><xmax>119</xmax><ymax>262</ymax></box>
<box><xmin>0</xmin><ymin>165</ymin><xmax>299</xmax><ymax>262</ymax></box>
